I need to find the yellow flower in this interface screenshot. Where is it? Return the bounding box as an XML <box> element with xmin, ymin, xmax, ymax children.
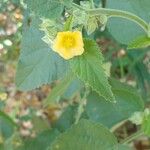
<box><xmin>0</xmin><ymin>93</ymin><xmax>7</xmax><ymax>101</ymax></box>
<box><xmin>52</xmin><ymin>31</ymin><xmax>84</xmax><ymax>60</ymax></box>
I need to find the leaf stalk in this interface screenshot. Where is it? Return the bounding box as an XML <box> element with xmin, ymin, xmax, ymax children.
<box><xmin>73</xmin><ymin>3</ymin><xmax>149</xmax><ymax>35</ymax></box>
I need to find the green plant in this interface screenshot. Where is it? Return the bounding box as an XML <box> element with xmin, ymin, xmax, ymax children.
<box><xmin>1</xmin><ymin>0</ymin><xmax>150</xmax><ymax>149</ymax></box>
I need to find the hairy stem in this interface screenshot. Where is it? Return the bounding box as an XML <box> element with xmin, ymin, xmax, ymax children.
<box><xmin>75</xmin><ymin>87</ymin><xmax>89</xmax><ymax>124</ymax></box>
<box><xmin>73</xmin><ymin>3</ymin><xmax>149</xmax><ymax>33</ymax></box>
<box><xmin>74</xmin><ymin>97</ymin><xmax>86</xmax><ymax>124</ymax></box>
<box><xmin>89</xmin><ymin>0</ymin><xmax>94</xmax><ymax>8</ymax></box>
<box><xmin>88</xmin><ymin>8</ymin><xmax>148</xmax><ymax>32</ymax></box>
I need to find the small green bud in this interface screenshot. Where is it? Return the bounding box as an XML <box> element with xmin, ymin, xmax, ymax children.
<box><xmin>86</xmin><ymin>16</ymin><xmax>98</xmax><ymax>35</ymax></box>
<box><xmin>97</xmin><ymin>14</ymin><xmax>108</xmax><ymax>26</ymax></box>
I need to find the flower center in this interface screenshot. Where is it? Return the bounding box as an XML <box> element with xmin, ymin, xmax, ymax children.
<box><xmin>63</xmin><ymin>36</ymin><xmax>75</xmax><ymax>49</ymax></box>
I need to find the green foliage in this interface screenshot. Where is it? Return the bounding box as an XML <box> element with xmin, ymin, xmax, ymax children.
<box><xmin>128</xmin><ymin>50</ymin><xmax>150</xmax><ymax>97</ymax></box>
<box><xmin>86</xmin><ymin>16</ymin><xmax>98</xmax><ymax>35</ymax></box>
<box><xmin>0</xmin><ymin>111</ymin><xmax>16</xmax><ymax>139</ymax></box>
<box><xmin>70</xmin><ymin>39</ymin><xmax>115</xmax><ymax>102</ymax></box>
<box><xmin>62</xmin><ymin>79</ymin><xmax>82</xmax><ymax>99</ymax></box>
<box><xmin>44</xmin><ymin>72</ymin><xmax>75</xmax><ymax>106</ymax></box>
<box><xmin>16</xmin><ymin>15</ymin><xmax>68</xmax><ymax>91</ymax></box>
<box><xmin>142</xmin><ymin>111</ymin><xmax>150</xmax><ymax>136</ymax></box>
<box><xmin>80</xmin><ymin>1</ymin><xmax>91</xmax><ymax>9</ymax></box>
<box><xmin>26</xmin><ymin>0</ymin><xmax>72</xmax><ymax>19</ymax></box>
<box><xmin>3</xmin><ymin>0</ymin><xmax>150</xmax><ymax>149</ymax></box>
<box><xmin>85</xmin><ymin>79</ymin><xmax>144</xmax><ymax>127</ymax></box>
<box><xmin>49</xmin><ymin>119</ymin><xmax>118</xmax><ymax>150</ymax></box>
<box><xmin>106</xmin><ymin>0</ymin><xmax>150</xmax><ymax>44</ymax></box>
<box><xmin>11</xmin><ymin>0</ymin><xmax>20</xmax><ymax>5</ymax></box>
<box><xmin>128</xmin><ymin>36</ymin><xmax>150</xmax><ymax>49</ymax></box>
<box><xmin>18</xmin><ymin>129</ymin><xmax>59</xmax><ymax>150</ymax></box>
<box><xmin>40</xmin><ymin>19</ymin><xmax>63</xmax><ymax>45</ymax></box>
<box><xmin>118</xmin><ymin>144</ymin><xmax>132</xmax><ymax>150</ymax></box>
<box><xmin>73</xmin><ymin>8</ymin><xmax>88</xmax><ymax>26</ymax></box>
<box><xmin>53</xmin><ymin>105</ymin><xmax>78</xmax><ymax>132</ymax></box>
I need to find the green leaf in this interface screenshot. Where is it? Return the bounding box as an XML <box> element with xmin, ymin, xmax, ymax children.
<box><xmin>85</xmin><ymin>79</ymin><xmax>144</xmax><ymax>128</ymax></box>
<box><xmin>70</xmin><ymin>39</ymin><xmax>115</xmax><ymax>102</ymax></box>
<box><xmin>128</xmin><ymin>50</ymin><xmax>150</xmax><ymax>97</ymax></box>
<box><xmin>12</xmin><ymin>0</ymin><xmax>20</xmax><ymax>5</ymax></box>
<box><xmin>63</xmin><ymin>0</ymin><xmax>73</xmax><ymax>6</ymax></box>
<box><xmin>53</xmin><ymin>105</ymin><xmax>77</xmax><ymax>132</ymax></box>
<box><xmin>18</xmin><ymin>129</ymin><xmax>60</xmax><ymax>150</ymax></box>
<box><xmin>142</xmin><ymin>114</ymin><xmax>150</xmax><ymax>136</ymax></box>
<box><xmin>109</xmin><ymin>78</ymin><xmax>142</xmax><ymax>94</ymax></box>
<box><xmin>27</xmin><ymin>1</ymin><xmax>61</xmax><ymax>19</ymax></box>
<box><xmin>53</xmin><ymin>104</ymin><xmax>88</xmax><ymax>133</ymax></box>
<box><xmin>16</xmin><ymin>15</ymin><xmax>68</xmax><ymax>91</ymax></box>
<box><xmin>0</xmin><ymin>111</ymin><xmax>16</xmax><ymax>139</ymax></box>
<box><xmin>44</xmin><ymin>72</ymin><xmax>75</xmax><ymax>106</ymax></box>
<box><xmin>27</xmin><ymin>0</ymin><xmax>73</xmax><ymax>19</ymax></box>
<box><xmin>32</xmin><ymin>116</ymin><xmax>50</xmax><ymax>134</ymax></box>
<box><xmin>106</xmin><ymin>0</ymin><xmax>149</xmax><ymax>44</ymax></box>
<box><xmin>118</xmin><ymin>144</ymin><xmax>132</xmax><ymax>150</ymax></box>
<box><xmin>128</xmin><ymin>36</ymin><xmax>150</xmax><ymax>49</ymax></box>
<box><xmin>1</xmin><ymin>133</ymin><xmax>22</xmax><ymax>150</ymax></box>
<box><xmin>49</xmin><ymin>119</ymin><xmax>118</xmax><ymax>150</ymax></box>
<box><xmin>62</xmin><ymin>79</ymin><xmax>82</xmax><ymax>99</ymax></box>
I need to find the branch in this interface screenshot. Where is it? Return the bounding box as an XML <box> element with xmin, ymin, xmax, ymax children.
<box><xmin>73</xmin><ymin>3</ymin><xmax>149</xmax><ymax>34</ymax></box>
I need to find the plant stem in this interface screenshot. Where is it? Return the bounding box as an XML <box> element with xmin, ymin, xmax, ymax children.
<box><xmin>72</xmin><ymin>3</ymin><xmax>149</xmax><ymax>34</ymax></box>
<box><xmin>89</xmin><ymin>0</ymin><xmax>94</xmax><ymax>8</ymax></box>
<box><xmin>88</xmin><ymin>8</ymin><xmax>148</xmax><ymax>32</ymax></box>
<box><xmin>121</xmin><ymin>130</ymin><xmax>144</xmax><ymax>144</ymax></box>
<box><xmin>74</xmin><ymin>97</ymin><xmax>86</xmax><ymax>124</ymax></box>
<box><xmin>75</xmin><ymin>87</ymin><xmax>89</xmax><ymax>124</ymax></box>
